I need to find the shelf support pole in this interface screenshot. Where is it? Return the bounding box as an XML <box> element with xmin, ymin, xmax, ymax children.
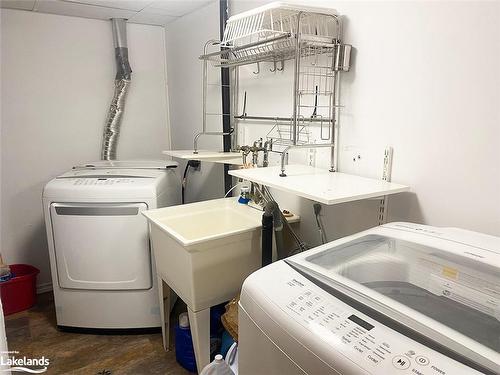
<box><xmin>291</xmin><ymin>11</ymin><xmax>304</xmax><ymax>147</ymax></box>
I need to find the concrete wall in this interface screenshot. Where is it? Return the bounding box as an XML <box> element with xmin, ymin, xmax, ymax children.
<box><xmin>0</xmin><ymin>9</ymin><xmax>171</xmax><ymax>290</ymax></box>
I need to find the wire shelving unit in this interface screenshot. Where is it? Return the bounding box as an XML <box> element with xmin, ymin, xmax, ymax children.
<box><xmin>196</xmin><ymin>2</ymin><xmax>352</xmax><ymax>176</ymax></box>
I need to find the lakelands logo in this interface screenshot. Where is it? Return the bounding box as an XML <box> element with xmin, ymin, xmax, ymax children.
<box><xmin>1</xmin><ymin>351</ymin><xmax>49</xmax><ymax>373</ymax></box>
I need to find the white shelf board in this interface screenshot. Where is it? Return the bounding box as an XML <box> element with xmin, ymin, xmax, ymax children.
<box><xmin>163</xmin><ymin>150</ymin><xmax>243</xmax><ymax>165</ymax></box>
<box><xmin>208</xmin><ymin>158</ymin><xmax>245</xmax><ymax>165</ymax></box>
<box><xmin>229</xmin><ymin>165</ymin><xmax>410</xmax><ymax>205</ymax></box>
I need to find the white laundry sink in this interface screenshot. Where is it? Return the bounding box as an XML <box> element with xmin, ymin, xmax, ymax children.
<box><xmin>143</xmin><ymin>197</ymin><xmax>299</xmax><ymax>370</ymax></box>
<box><xmin>147</xmin><ymin>198</ymin><xmax>263</xmax><ymax>247</ymax></box>
<box><xmin>143</xmin><ymin>197</ymin><xmax>263</xmax><ymax>311</ymax></box>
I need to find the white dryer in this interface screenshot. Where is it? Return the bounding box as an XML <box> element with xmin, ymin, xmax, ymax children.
<box><xmin>43</xmin><ymin>160</ymin><xmax>181</xmax><ymax>330</ymax></box>
<box><xmin>239</xmin><ymin>222</ymin><xmax>500</xmax><ymax>375</ymax></box>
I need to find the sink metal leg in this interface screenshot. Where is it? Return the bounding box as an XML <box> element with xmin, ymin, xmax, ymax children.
<box><xmin>187</xmin><ymin>307</ymin><xmax>211</xmax><ymax>371</ymax></box>
<box><xmin>157</xmin><ymin>275</ymin><xmax>171</xmax><ymax>351</ymax></box>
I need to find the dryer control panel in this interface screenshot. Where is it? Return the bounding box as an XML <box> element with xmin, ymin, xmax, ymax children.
<box><xmin>251</xmin><ymin>263</ymin><xmax>485</xmax><ymax>375</ymax></box>
<box><xmin>71</xmin><ymin>178</ymin><xmax>136</xmax><ymax>186</ymax></box>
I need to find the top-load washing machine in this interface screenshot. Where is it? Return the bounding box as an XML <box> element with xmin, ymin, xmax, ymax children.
<box><xmin>43</xmin><ymin>160</ymin><xmax>180</xmax><ymax>330</ymax></box>
<box><xmin>239</xmin><ymin>222</ymin><xmax>500</xmax><ymax>375</ymax></box>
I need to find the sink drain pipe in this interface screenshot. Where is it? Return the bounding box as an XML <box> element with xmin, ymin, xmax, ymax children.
<box><xmin>272</xmin><ymin>206</ymin><xmax>286</xmax><ymax>260</ymax></box>
<box><xmin>261</xmin><ymin>202</ymin><xmax>275</xmax><ymax>267</ymax></box>
<box><xmin>101</xmin><ymin>18</ymin><xmax>132</xmax><ymax>160</ymax></box>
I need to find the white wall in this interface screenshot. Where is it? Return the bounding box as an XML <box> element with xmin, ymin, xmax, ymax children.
<box><xmin>0</xmin><ymin>9</ymin><xmax>171</xmax><ymax>289</ymax></box>
<box><xmin>0</xmin><ymin>301</ymin><xmax>9</xmax><ymax>374</ymax></box>
<box><xmin>165</xmin><ymin>0</ymin><xmax>225</xmax><ymax>203</ymax></box>
<box><xmin>228</xmin><ymin>0</ymin><xmax>500</xmax><ymax>245</ymax></box>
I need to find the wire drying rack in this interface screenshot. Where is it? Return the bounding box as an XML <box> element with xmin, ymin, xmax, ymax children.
<box><xmin>204</xmin><ymin>3</ymin><xmax>341</xmax><ymax>67</ymax></box>
<box><xmin>266</xmin><ymin>45</ymin><xmax>340</xmax><ymax>148</ymax></box>
<box><xmin>266</xmin><ymin>116</ymin><xmax>311</xmax><ymax>146</ymax></box>
<box><xmin>197</xmin><ymin>2</ymin><xmax>352</xmax><ymax>176</ymax></box>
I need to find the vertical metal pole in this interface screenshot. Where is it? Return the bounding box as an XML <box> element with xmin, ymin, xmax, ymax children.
<box><xmin>291</xmin><ymin>12</ymin><xmax>303</xmax><ymax>146</ymax></box>
<box><xmin>378</xmin><ymin>147</ymin><xmax>393</xmax><ymax>225</ymax></box>
<box><xmin>220</xmin><ymin>0</ymin><xmax>232</xmax><ymax>194</ymax></box>
<box><xmin>202</xmin><ymin>57</ymin><xmax>208</xmax><ymax>133</ymax></box>
<box><xmin>330</xmin><ymin>16</ymin><xmax>343</xmax><ymax>172</ymax></box>
<box><xmin>331</xmin><ymin>70</ymin><xmax>340</xmax><ymax>172</ymax></box>
<box><xmin>231</xmin><ymin>66</ymin><xmax>239</xmax><ymax>151</ymax></box>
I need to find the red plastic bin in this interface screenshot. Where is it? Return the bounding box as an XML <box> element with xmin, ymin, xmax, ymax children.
<box><xmin>0</xmin><ymin>264</ymin><xmax>40</xmax><ymax>316</ymax></box>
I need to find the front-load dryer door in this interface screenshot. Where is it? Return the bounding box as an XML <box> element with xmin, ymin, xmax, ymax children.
<box><xmin>50</xmin><ymin>202</ymin><xmax>152</xmax><ymax>290</ymax></box>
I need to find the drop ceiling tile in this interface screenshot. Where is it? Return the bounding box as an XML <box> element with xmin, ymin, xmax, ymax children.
<box><xmin>0</xmin><ymin>0</ymin><xmax>36</xmax><ymax>10</ymax></box>
<box><xmin>128</xmin><ymin>10</ymin><xmax>176</xmax><ymax>26</ymax></box>
<box><xmin>34</xmin><ymin>0</ymin><xmax>135</xmax><ymax>20</ymax></box>
<box><xmin>145</xmin><ymin>0</ymin><xmax>211</xmax><ymax>17</ymax></box>
<box><xmin>62</xmin><ymin>0</ymin><xmax>153</xmax><ymax>12</ymax></box>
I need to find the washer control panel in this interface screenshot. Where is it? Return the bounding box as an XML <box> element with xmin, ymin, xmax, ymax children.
<box><xmin>269</xmin><ymin>273</ymin><xmax>483</xmax><ymax>375</ymax></box>
<box><xmin>70</xmin><ymin>178</ymin><xmax>136</xmax><ymax>186</ymax></box>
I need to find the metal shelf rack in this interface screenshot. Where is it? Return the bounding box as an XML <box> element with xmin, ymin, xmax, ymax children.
<box><xmin>195</xmin><ymin>2</ymin><xmax>352</xmax><ymax>176</ymax></box>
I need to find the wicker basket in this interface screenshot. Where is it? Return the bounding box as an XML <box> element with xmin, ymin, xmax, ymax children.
<box><xmin>221</xmin><ymin>294</ymin><xmax>240</xmax><ymax>341</ymax></box>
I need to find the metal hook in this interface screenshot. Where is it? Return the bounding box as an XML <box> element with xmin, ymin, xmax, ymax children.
<box><xmin>311</xmin><ymin>86</ymin><xmax>318</xmax><ymax>118</ymax></box>
<box><xmin>253</xmin><ymin>62</ymin><xmax>260</xmax><ymax>74</ymax></box>
<box><xmin>241</xmin><ymin>91</ymin><xmax>247</xmax><ymax>117</ymax></box>
<box><xmin>277</xmin><ymin>59</ymin><xmax>284</xmax><ymax>71</ymax></box>
<box><xmin>311</xmin><ymin>50</ymin><xmax>318</xmax><ymax>66</ymax></box>
<box><xmin>270</xmin><ymin>60</ymin><xmax>277</xmax><ymax>72</ymax></box>
<box><xmin>235</xmin><ymin>91</ymin><xmax>251</xmax><ymax>120</ymax></box>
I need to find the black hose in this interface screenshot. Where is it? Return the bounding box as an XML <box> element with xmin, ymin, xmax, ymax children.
<box><xmin>270</xmin><ymin>202</ymin><xmax>287</xmax><ymax>260</ymax></box>
<box><xmin>261</xmin><ymin>211</ymin><xmax>273</xmax><ymax>267</ymax></box>
<box><xmin>313</xmin><ymin>203</ymin><xmax>327</xmax><ymax>244</ymax></box>
<box><xmin>181</xmin><ymin>163</ymin><xmax>189</xmax><ymax>205</ymax></box>
<box><xmin>257</xmin><ymin>184</ymin><xmax>308</xmax><ymax>253</ymax></box>
<box><xmin>181</xmin><ymin>160</ymin><xmax>200</xmax><ymax>205</ymax></box>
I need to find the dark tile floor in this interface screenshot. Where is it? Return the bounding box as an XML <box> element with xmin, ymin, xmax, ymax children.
<box><xmin>4</xmin><ymin>293</ymin><xmax>192</xmax><ymax>375</ymax></box>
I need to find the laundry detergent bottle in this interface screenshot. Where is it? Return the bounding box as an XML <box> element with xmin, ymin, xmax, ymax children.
<box><xmin>175</xmin><ymin>312</ymin><xmax>197</xmax><ymax>372</ymax></box>
<box><xmin>199</xmin><ymin>354</ymin><xmax>234</xmax><ymax>375</ymax></box>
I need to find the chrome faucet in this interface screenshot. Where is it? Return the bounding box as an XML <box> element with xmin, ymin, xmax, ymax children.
<box><xmin>238</xmin><ymin>138</ymin><xmax>273</xmax><ymax>167</ymax></box>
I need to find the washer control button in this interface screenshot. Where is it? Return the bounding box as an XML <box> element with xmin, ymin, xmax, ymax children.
<box><xmin>415</xmin><ymin>356</ymin><xmax>429</xmax><ymax>366</ymax></box>
<box><xmin>392</xmin><ymin>355</ymin><xmax>411</xmax><ymax>370</ymax></box>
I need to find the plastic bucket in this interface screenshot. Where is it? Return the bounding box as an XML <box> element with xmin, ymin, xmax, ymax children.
<box><xmin>0</xmin><ymin>264</ymin><xmax>40</xmax><ymax>316</ymax></box>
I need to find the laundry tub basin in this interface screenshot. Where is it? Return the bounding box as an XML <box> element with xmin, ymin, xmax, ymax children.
<box><xmin>143</xmin><ymin>198</ymin><xmax>263</xmax><ymax>311</ymax></box>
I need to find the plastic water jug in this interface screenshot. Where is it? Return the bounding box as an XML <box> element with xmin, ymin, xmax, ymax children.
<box><xmin>175</xmin><ymin>312</ymin><xmax>197</xmax><ymax>373</ymax></box>
<box><xmin>199</xmin><ymin>354</ymin><xmax>234</xmax><ymax>375</ymax></box>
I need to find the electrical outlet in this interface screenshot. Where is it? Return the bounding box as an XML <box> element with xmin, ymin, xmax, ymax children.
<box><xmin>187</xmin><ymin>160</ymin><xmax>201</xmax><ymax>171</ymax></box>
<box><xmin>352</xmin><ymin>153</ymin><xmax>361</xmax><ymax>162</ymax></box>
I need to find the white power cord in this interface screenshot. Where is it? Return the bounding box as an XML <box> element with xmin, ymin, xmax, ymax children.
<box><xmin>224</xmin><ymin>183</ymin><xmax>243</xmax><ymax>198</ymax></box>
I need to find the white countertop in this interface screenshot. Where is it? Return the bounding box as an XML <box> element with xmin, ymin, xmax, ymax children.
<box><xmin>229</xmin><ymin>165</ymin><xmax>410</xmax><ymax>205</ymax></box>
<box><xmin>163</xmin><ymin>150</ymin><xmax>244</xmax><ymax>164</ymax></box>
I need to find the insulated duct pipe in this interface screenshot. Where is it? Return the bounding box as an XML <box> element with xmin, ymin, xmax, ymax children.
<box><xmin>101</xmin><ymin>18</ymin><xmax>132</xmax><ymax>160</ymax></box>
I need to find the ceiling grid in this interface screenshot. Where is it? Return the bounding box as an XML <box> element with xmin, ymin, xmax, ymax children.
<box><xmin>0</xmin><ymin>0</ymin><xmax>213</xmax><ymax>26</ymax></box>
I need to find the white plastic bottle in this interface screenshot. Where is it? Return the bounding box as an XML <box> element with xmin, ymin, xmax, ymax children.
<box><xmin>0</xmin><ymin>255</ymin><xmax>11</xmax><ymax>282</ymax></box>
<box><xmin>199</xmin><ymin>354</ymin><xmax>234</xmax><ymax>375</ymax></box>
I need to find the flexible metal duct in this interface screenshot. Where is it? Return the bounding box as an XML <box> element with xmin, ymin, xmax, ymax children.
<box><xmin>101</xmin><ymin>18</ymin><xmax>132</xmax><ymax>160</ymax></box>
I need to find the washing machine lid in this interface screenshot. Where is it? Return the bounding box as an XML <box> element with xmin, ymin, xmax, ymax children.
<box><xmin>288</xmin><ymin>223</ymin><xmax>500</xmax><ymax>373</ymax></box>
